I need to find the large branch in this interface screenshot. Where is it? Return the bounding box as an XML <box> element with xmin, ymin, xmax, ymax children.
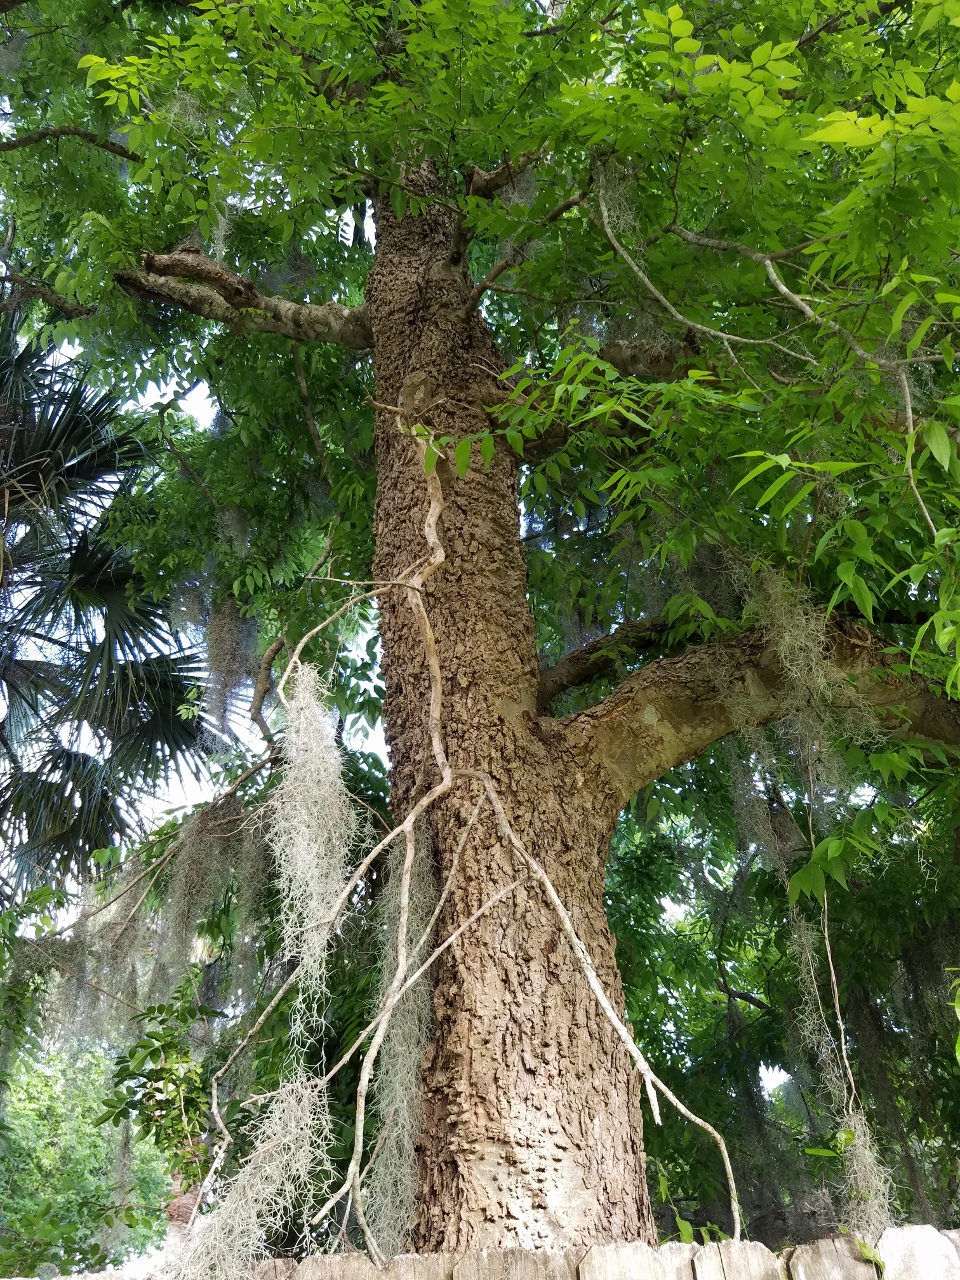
<box><xmin>559</xmin><ymin>621</ymin><xmax>960</xmax><ymax>805</ymax></box>
<box><xmin>538</xmin><ymin>618</ymin><xmax>672</xmax><ymax>710</ymax></box>
<box><xmin>0</xmin><ymin>127</ymin><xmax>142</xmax><ymax>164</ymax></box>
<box><xmin>598</xmin><ymin>337</ymin><xmax>702</xmax><ymax>381</ymax></box>
<box><xmin>116</xmin><ymin>250</ymin><xmax>373</xmax><ymax>348</ymax></box>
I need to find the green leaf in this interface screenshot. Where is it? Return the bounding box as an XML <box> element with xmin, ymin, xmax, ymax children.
<box><xmin>906</xmin><ymin>313</ymin><xmax>936</xmax><ymax>354</ymax></box>
<box><xmin>824</xmin><ymin>858</ymin><xmax>848</xmax><ymax>890</ymax></box>
<box><xmin>806</xmin><ymin>120</ymin><xmax>876</xmax><ymax>146</ymax></box>
<box><xmin>779</xmin><ymin>479</ymin><xmax>817</xmax><ymax>519</ymax></box>
<box><xmin>850</xmin><ymin>573</ymin><xmax>875</xmax><ymax>623</ymax></box>
<box><xmin>676</xmin><ymin>1217</ymin><xmax>695</xmax><ymax>1244</ymax></box>
<box><xmin>479</xmin><ymin>434</ymin><xmax>495</xmax><ymax>468</ymax></box>
<box><xmin>890</xmin><ymin>290</ymin><xmax>920</xmax><ymax>338</ymax></box>
<box><xmin>924</xmin><ymin>420</ymin><xmax>953</xmax><ymax>471</ymax></box>
<box><xmin>454</xmin><ymin>438</ymin><xmax>472</xmax><ymax>478</ymax></box>
<box><xmin>756</xmin><ymin>469</ymin><xmax>795</xmax><ymax>508</ymax></box>
<box><xmin>732</xmin><ymin>457</ymin><xmax>781</xmax><ymax>494</ymax></box>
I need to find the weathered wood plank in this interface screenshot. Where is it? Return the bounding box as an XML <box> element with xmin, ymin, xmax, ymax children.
<box><xmin>876</xmin><ymin>1226</ymin><xmax>960</xmax><ymax>1279</ymax></box>
<box><xmin>387</xmin><ymin>1255</ymin><xmax>456</xmax><ymax>1280</ymax></box>
<box><xmin>578</xmin><ymin>1241</ymin><xmax>695</xmax><ymax>1280</ymax></box>
<box><xmin>297</xmin><ymin>1255</ymin><xmax>381</xmax><ymax>1280</ymax></box>
<box><xmin>787</xmin><ymin>1236</ymin><xmax>874</xmax><ymax>1279</ymax></box>
<box><xmin>453</xmin><ymin>1248</ymin><xmax>580</xmax><ymax>1280</ymax></box>
<box><xmin>692</xmin><ymin>1240</ymin><xmax>786</xmax><ymax>1280</ymax></box>
<box><xmin>657</xmin><ymin>1243</ymin><xmax>699</xmax><ymax>1279</ymax></box>
<box><xmin>253</xmin><ymin>1262</ymin><xmax>299</xmax><ymax>1280</ymax></box>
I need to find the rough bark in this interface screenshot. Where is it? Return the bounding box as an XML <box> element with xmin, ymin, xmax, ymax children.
<box><xmin>365</xmin><ymin>176</ymin><xmax>656</xmax><ymax>1252</ymax></box>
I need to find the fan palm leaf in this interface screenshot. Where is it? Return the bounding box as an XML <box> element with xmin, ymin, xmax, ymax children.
<box><xmin>0</xmin><ymin>310</ymin><xmax>208</xmax><ymax>901</ymax></box>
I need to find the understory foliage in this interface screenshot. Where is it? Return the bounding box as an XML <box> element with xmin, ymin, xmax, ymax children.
<box><xmin>0</xmin><ymin>1045</ymin><xmax>167</xmax><ymax>1273</ymax></box>
<box><xmin>5</xmin><ymin>0</ymin><xmax>960</xmax><ymax>1266</ymax></box>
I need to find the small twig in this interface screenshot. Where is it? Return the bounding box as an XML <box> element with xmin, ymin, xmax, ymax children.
<box><xmin>158</xmin><ymin>403</ymin><xmax>220</xmax><ymax>508</ymax></box>
<box><xmin>669</xmin><ymin>221</ymin><xmax>943</xmax><ymax>370</ymax></box>
<box><xmin>352</xmin><ymin>1170</ymin><xmax>385</xmax><ymax>1266</ymax></box>
<box><xmin>250</xmin><ymin>636</ymin><xmax>285</xmax><ymax>744</ymax></box>
<box><xmin>347</xmin><ymin>791</ymin><xmax>392</xmax><ymax>832</ymax></box>
<box><xmin>275</xmin><ymin>587</ymin><xmax>398</xmax><ymax>704</ymax></box>
<box><xmin>596</xmin><ymin>192</ymin><xmax>818</xmax><ymax>367</ymax></box>
<box><xmin>39</xmin><ymin>838</ymin><xmax>178</xmax><ymax>941</ymax></box>
<box><xmin>189</xmin><ymin>962</ymin><xmax>302</xmax><ymax>1225</ymax></box>
<box><xmin>463</xmin><ymin>193</ymin><xmax>587</xmax><ymax>315</ymax></box>
<box><xmin>28</xmin><ymin>941</ymin><xmax>142</xmax><ymax>1013</ymax></box>
<box><xmin>110</xmin><ymin>844</ymin><xmax>179</xmax><ymax>944</ymax></box>
<box><xmin>898</xmin><ymin>369</ymin><xmax>940</xmax><ymax>540</ymax></box>
<box><xmin>722</xmin><ymin>336</ymin><xmax>772</xmax><ymax>402</ymax></box>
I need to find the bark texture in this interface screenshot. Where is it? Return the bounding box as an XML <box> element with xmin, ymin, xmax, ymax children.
<box><xmin>365</xmin><ymin>178</ymin><xmax>656</xmax><ymax>1252</ymax></box>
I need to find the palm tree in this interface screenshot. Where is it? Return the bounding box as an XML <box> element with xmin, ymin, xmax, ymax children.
<box><xmin>0</xmin><ymin>309</ymin><xmax>205</xmax><ymax>904</ymax></box>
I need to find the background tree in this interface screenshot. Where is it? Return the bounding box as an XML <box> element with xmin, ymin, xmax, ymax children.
<box><xmin>4</xmin><ymin>0</ymin><xmax>960</xmax><ymax>1262</ymax></box>
<box><xmin>0</xmin><ymin>307</ymin><xmax>204</xmax><ymax>900</ymax></box>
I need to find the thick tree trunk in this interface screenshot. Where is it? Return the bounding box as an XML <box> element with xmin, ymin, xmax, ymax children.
<box><xmin>366</xmin><ymin>187</ymin><xmax>656</xmax><ymax>1251</ymax></box>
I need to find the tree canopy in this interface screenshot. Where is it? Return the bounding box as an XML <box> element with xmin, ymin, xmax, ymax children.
<box><xmin>3</xmin><ymin>0</ymin><xmax>960</xmax><ymax>1265</ymax></box>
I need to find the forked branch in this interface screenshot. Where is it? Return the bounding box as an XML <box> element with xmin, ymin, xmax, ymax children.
<box><xmin>564</xmin><ymin>619</ymin><xmax>960</xmax><ymax>806</ymax></box>
<box><xmin>116</xmin><ymin>250</ymin><xmax>373</xmax><ymax>349</ymax></box>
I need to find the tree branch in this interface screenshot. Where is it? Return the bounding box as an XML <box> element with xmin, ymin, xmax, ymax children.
<box><xmin>598</xmin><ymin>336</ymin><xmax>703</xmax><ymax>381</ymax></box>
<box><xmin>716</xmin><ymin>966</ymin><xmax>772</xmax><ymax>1013</ymax></box>
<box><xmin>665</xmin><ymin>222</ymin><xmax>941</xmax><ymax>370</ymax></box>
<box><xmin>116</xmin><ymin>250</ymin><xmax>373</xmax><ymax>349</ymax></box>
<box><xmin>560</xmin><ymin>620</ymin><xmax>960</xmax><ymax>805</ymax></box>
<box><xmin>292</xmin><ymin>343</ymin><xmax>326</xmax><ymax>465</ymax></box>
<box><xmin>0</xmin><ymin>270</ymin><xmax>96</xmax><ymax>319</ymax></box>
<box><xmin>595</xmin><ymin>193</ymin><xmax>819</xmax><ymax>367</ymax></box>
<box><xmin>797</xmin><ymin>0</ymin><xmax>906</xmax><ymax>49</ymax></box>
<box><xmin>0</xmin><ymin>126</ymin><xmax>143</xmax><ymax>164</ymax></box>
<box><xmin>538</xmin><ymin>617</ymin><xmax>673</xmax><ymax>710</ymax></box>
<box><xmin>464</xmin><ymin>192</ymin><xmax>586</xmax><ymax>315</ymax></box>
<box><xmin>467</xmin><ymin>147</ymin><xmax>547</xmax><ymax>199</ymax></box>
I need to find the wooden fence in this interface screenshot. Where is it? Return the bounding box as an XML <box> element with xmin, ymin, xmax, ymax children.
<box><xmin>248</xmin><ymin>1228</ymin><xmax>960</xmax><ymax>1280</ymax></box>
<box><xmin>41</xmin><ymin>1228</ymin><xmax>960</xmax><ymax>1280</ymax></box>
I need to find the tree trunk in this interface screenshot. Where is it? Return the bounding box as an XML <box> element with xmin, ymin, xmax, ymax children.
<box><xmin>366</xmin><ymin>186</ymin><xmax>656</xmax><ymax>1251</ymax></box>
